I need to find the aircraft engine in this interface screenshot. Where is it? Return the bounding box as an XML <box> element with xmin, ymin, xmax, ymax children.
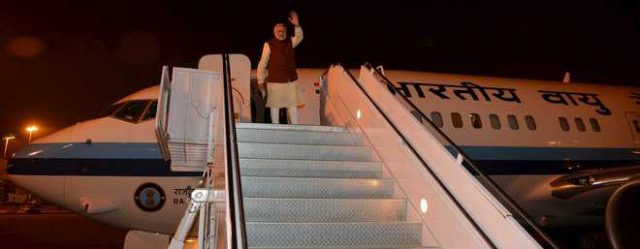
<box><xmin>605</xmin><ymin>179</ymin><xmax>640</xmax><ymax>249</ymax></box>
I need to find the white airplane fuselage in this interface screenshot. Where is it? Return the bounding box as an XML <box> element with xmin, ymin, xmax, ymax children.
<box><xmin>7</xmin><ymin>68</ymin><xmax>640</xmax><ymax>234</ymax></box>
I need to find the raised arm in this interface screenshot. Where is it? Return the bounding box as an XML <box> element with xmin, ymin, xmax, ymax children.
<box><xmin>291</xmin><ymin>26</ymin><xmax>303</xmax><ymax>48</ymax></box>
<box><xmin>289</xmin><ymin>11</ymin><xmax>303</xmax><ymax>47</ymax></box>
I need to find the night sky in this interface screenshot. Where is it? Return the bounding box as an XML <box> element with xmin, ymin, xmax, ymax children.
<box><xmin>0</xmin><ymin>0</ymin><xmax>638</xmax><ymax>147</ymax></box>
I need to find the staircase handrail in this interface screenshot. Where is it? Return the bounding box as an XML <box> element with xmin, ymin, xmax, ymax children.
<box><xmin>222</xmin><ymin>53</ymin><xmax>248</xmax><ymax>249</ymax></box>
<box><xmin>365</xmin><ymin>64</ymin><xmax>559</xmax><ymax>249</ymax></box>
<box><xmin>155</xmin><ymin>66</ymin><xmax>172</xmax><ymax>161</ymax></box>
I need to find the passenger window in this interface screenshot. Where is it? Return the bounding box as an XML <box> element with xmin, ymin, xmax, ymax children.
<box><xmin>410</xmin><ymin>111</ymin><xmax>423</xmax><ymax>124</ymax></box>
<box><xmin>489</xmin><ymin>114</ymin><xmax>501</xmax><ymax>129</ymax></box>
<box><xmin>559</xmin><ymin>117</ymin><xmax>570</xmax><ymax>131</ymax></box>
<box><xmin>470</xmin><ymin>113</ymin><xmax>482</xmax><ymax>129</ymax></box>
<box><xmin>507</xmin><ymin>115</ymin><xmax>519</xmax><ymax>130</ymax></box>
<box><xmin>430</xmin><ymin>111</ymin><xmax>443</xmax><ymax>128</ymax></box>
<box><xmin>575</xmin><ymin>118</ymin><xmax>586</xmax><ymax>132</ymax></box>
<box><xmin>525</xmin><ymin>115</ymin><xmax>537</xmax><ymax>131</ymax></box>
<box><xmin>589</xmin><ymin>118</ymin><xmax>601</xmax><ymax>132</ymax></box>
<box><xmin>113</xmin><ymin>100</ymin><xmax>149</xmax><ymax>123</ymax></box>
<box><xmin>142</xmin><ymin>100</ymin><xmax>158</xmax><ymax>121</ymax></box>
<box><xmin>451</xmin><ymin>112</ymin><xmax>463</xmax><ymax>128</ymax></box>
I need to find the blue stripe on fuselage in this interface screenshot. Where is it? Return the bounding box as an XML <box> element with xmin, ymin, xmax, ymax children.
<box><xmin>8</xmin><ymin>142</ymin><xmax>198</xmax><ymax>176</ymax></box>
<box><xmin>458</xmin><ymin>146</ymin><xmax>640</xmax><ymax>161</ymax></box>
<box><xmin>7</xmin><ymin>158</ymin><xmax>200</xmax><ymax>176</ymax></box>
<box><xmin>14</xmin><ymin>142</ymin><xmax>163</xmax><ymax>159</ymax></box>
<box><xmin>6</xmin><ymin>142</ymin><xmax>640</xmax><ymax>176</ymax></box>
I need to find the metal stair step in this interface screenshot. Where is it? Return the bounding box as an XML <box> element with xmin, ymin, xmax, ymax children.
<box><xmin>242</xmin><ymin>176</ymin><xmax>394</xmax><ymax>198</ymax></box>
<box><xmin>240</xmin><ymin>158</ymin><xmax>383</xmax><ymax>178</ymax></box>
<box><xmin>238</xmin><ymin>143</ymin><xmax>377</xmax><ymax>161</ymax></box>
<box><xmin>236</xmin><ymin>122</ymin><xmax>349</xmax><ymax>133</ymax></box>
<box><xmin>252</xmin><ymin>248</ymin><xmax>423</xmax><ymax>249</ymax></box>
<box><xmin>246</xmin><ymin>222</ymin><xmax>422</xmax><ymax>248</ymax></box>
<box><xmin>168</xmin><ymin>142</ymin><xmax>207</xmax><ymax>167</ymax></box>
<box><xmin>237</xmin><ymin>128</ymin><xmax>365</xmax><ymax>146</ymax></box>
<box><xmin>244</xmin><ymin>198</ymin><xmax>407</xmax><ymax>222</ymax></box>
<box><xmin>232</xmin><ymin>124</ymin><xmax>422</xmax><ymax>248</ymax></box>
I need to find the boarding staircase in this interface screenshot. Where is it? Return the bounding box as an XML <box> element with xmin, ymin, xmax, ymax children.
<box><xmin>154</xmin><ymin>54</ymin><xmax>559</xmax><ymax>249</ymax></box>
<box><xmin>236</xmin><ymin>122</ymin><xmax>421</xmax><ymax>248</ymax></box>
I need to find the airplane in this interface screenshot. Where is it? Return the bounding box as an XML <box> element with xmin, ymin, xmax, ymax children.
<box><xmin>5</xmin><ymin>54</ymin><xmax>640</xmax><ymax>247</ymax></box>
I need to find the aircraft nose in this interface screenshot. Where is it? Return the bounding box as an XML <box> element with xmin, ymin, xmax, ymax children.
<box><xmin>6</xmin><ymin>147</ymin><xmax>65</xmax><ymax>208</ymax></box>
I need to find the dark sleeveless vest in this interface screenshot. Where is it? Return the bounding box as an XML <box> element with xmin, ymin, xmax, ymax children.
<box><xmin>267</xmin><ymin>37</ymin><xmax>298</xmax><ymax>83</ymax></box>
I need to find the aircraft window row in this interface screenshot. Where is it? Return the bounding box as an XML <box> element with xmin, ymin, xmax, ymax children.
<box><xmin>525</xmin><ymin>115</ymin><xmax>537</xmax><ymax>130</ymax></box>
<box><xmin>559</xmin><ymin>117</ymin><xmax>570</xmax><ymax>131</ymax></box>
<box><xmin>451</xmin><ymin>113</ymin><xmax>463</xmax><ymax>128</ymax></box>
<box><xmin>507</xmin><ymin>115</ymin><xmax>519</xmax><ymax>130</ymax></box>
<box><xmin>470</xmin><ymin>113</ymin><xmax>482</xmax><ymax>129</ymax></box>
<box><xmin>107</xmin><ymin>100</ymin><xmax>158</xmax><ymax>123</ymax></box>
<box><xmin>575</xmin><ymin>118</ymin><xmax>586</xmax><ymax>132</ymax></box>
<box><xmin>429</xmin><ymin>112</ymin><xmax>537</xmax><ymax>131</ymax></box>
<box><xmin>558</xmin><ymin>117</ymin><xmax>601</xmax><ymax>132</ymax></box>
<box><xmin>430</xmin><ymin>112</ymin><xmax>443</xmax><ymax>128</ymax></box>
<box><xmin>489</xmin><ymin>114</ymin><xmax>500</xmax><ymax>129</ymax></box>
<box><xmin>590</xmin><ymin>118</ymin><xmax>602</xmax><ymax>132</ymax></box>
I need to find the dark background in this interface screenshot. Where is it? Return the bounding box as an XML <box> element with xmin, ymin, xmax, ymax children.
<box><xmin>0</xmin><ymin>0</ymin><xmax>638</xmax><ymax>146</ymax></box>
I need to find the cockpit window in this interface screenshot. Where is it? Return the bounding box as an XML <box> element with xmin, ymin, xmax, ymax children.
<box><xmin>142</xmin><ymin>100</ymin><xmax>158</xmax><ymax>121</ymax></box>
<box><xmin>101</xmin><ymin>102</ymin><xmax>125</xmax><ymax>117</ymax></box>
<box><xmin>113</xmin><ymin>100</ymin><xmax>149</xmax><ymax>123</ymax></box>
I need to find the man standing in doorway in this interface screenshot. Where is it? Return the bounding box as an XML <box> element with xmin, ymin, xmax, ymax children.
<box><xmin>257</xmin><ymin>11</ymin><xmax>303</xmax><ymax>124</ymax></box>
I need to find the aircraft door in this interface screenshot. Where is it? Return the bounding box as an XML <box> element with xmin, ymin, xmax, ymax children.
<box><xmin>624</xmin><ymin>112</ymin><xmax>640</xmax><ymax>151</ymax></box>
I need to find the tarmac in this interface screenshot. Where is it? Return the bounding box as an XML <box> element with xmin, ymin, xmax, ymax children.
<box><xmin>0</xmin><ymin>205</ymin><xmax>127</xmax><ymax>249</ymax></box>
<box><xmin>0</xmin><ymin>160</ymin><xmax>125</xmax><ymax>249</ymax></box>
<box><xmin>0</xmin><ymin>204</ymin><xmax>70</xmax><ymax>215</ymax></box>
